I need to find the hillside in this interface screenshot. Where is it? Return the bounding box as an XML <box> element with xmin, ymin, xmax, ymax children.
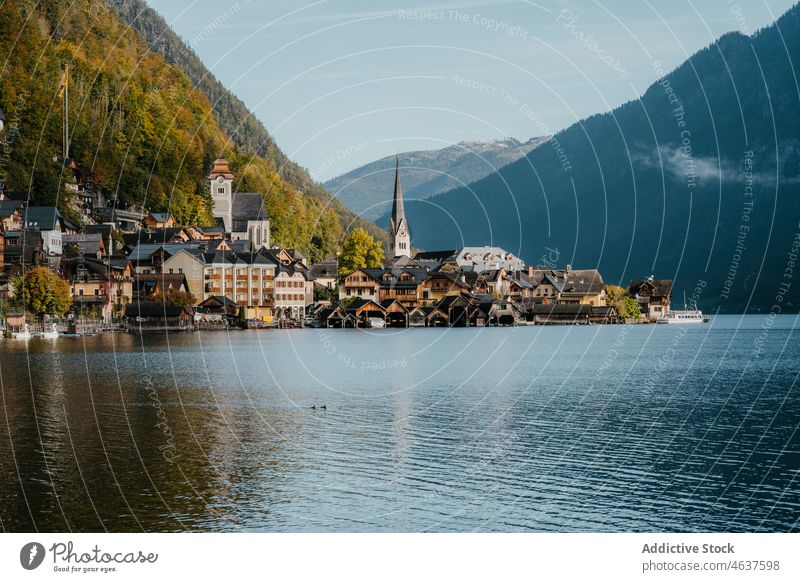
<box><xmin>105</xmin><ymin>0</ymin><xmax>383</xmax><ymax>244</ymax></box>
<box><xmin>386</xmin><ymin>4</ymin><xmax>800</xmax><ymax>312</ymax></box>
<box><xmin>0</xmin><ymin>0</ymin><xmax>374</xmax><ymax>261</ymax></box>
<box><xmin>325</xmin><ymin>137</ymin><xmax>546</xmax><ymax>222</ymax></box>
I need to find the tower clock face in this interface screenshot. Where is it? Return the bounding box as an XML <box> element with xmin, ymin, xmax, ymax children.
<box><xmin>217</xmin><ymin>176</ymin><xmax>224</xmax><ymax>183</ymax></box>
<box><xmin>399</xmin><ymin>230</ymin><xmax>406</xmax><ymax>237</ymax></box>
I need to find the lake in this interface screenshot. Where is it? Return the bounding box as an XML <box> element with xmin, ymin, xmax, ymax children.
<box><xmin>0</xmin><ymin>314</ymin><xmax>798</xmax><ymax>532</ymax></box>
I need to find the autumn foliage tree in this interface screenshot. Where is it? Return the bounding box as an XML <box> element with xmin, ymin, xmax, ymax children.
<box><xmin>339</xmin><ymin>228</ymin><xmax>384</xmax><ymax>272</ymax></box>
<box><xmin>13</xmin><ymin>268</ymin><xmax>72</xmax><ymax>318</ymax></box>
<box><xmin>605</xmin><ymin>285</ymin><xmax>641</xmax><ymax>320</ymax></box>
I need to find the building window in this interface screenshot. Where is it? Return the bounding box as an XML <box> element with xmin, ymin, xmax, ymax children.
<box><xmin>217</xmin><ymin>187</ymin><xmax>225</xmax><ymax>195</ymax></box>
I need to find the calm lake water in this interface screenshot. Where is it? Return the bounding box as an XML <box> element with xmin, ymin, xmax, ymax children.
<box><xmin>0</xmin><ymin>314</ymin><xmax>798</xmax><ymax>532</ymax></box>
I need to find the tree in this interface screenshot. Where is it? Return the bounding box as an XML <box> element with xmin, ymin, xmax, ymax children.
<box><xmin>605</xmin><ymin>285</ymin><xmax>640</xmax><ymax>320</ymax></box>
<box><xmin>339</xmin><ymin>228</ymin><xmax>384</xmax><ymax>272</ymax></box>
<box><xmin>13</xmin><ymin>267</ymin><xmax>71</xmax><ymax>318</ymax></box>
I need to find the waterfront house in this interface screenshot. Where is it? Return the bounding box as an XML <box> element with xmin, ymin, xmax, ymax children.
<box><xmin>125</xmin><ymin>302</ymin><xmax>194</xmax><ymax>331</ymax></box>
<box><xmin>345</xmin><ymin>298</ymin><xmax>386</xmax><ymax>327</ymax></box>
<box><xmin>340</xmin><ymin>269</ymin><xmax>380</xmax><ymax>302</ymax></box>
<box><xmin>196</xmin><ymin>295</ymin><xmax>238</xmax><ymax>322</ymax></box>
<box><xmin>417</xmin><ymin>270</ymin><xmax>469</xmax><ymax>306</ymax></box>
<box><xmin>380</xmin><ymin>298</ymin><xmax>409</xmax><ymax>327</ymax></box>
<box><xmin>407</xmin><ymin>306</ymin><xmax>427</xmax><ymax>327</ymax></box>
<box><xmin>525</xmin><ymin>267</ymin><xmax>606</xmax><ymax>306</ymax></box>
<box><xmin>375</xmin><ymin>268</ymin><xmax>426</xmax><ymax>308</ymax></box>
<box><xmin>629</xmin><ymin>277</ymin><xmax>673</xmax><ymax>320</ymax></box>
<box><xmin>272</xmin><ymin>260</ymin><xmax>312</xmax><ymax>320</ymax></box>
<box><xmin>63</xmin><ymin>256</ymin><xmax>133</xmax><ymax>320</ymax></box>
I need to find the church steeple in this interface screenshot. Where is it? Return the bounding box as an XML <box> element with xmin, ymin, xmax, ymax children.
<box><xmin>388</xmin><ymin>156</ymin><xmax>411</xmax><ymax>258</ymax></box>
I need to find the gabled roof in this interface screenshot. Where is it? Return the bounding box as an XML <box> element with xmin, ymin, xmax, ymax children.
<box><xmin>380</xmin><ymin>298</ymin><xmax>409</xmax><ymax>312</ymax></box>
<box><xmin>127</xmin><ymin>243</ymin><xmax>201</xmax><ymax>262</ymax></box>
<box><xmin>559</xmin><ymin>269</ymin><xmax>605</xmax><ymax>295</ymax></box>
<box><xmin>310</xmin><ymin>259</ymin><xmax>338</xmax><ymax>278</ymax></box>
<box><xmin>414</xmin><ymin>249</ymin><xmax>456</xmax><ymax>262</ymax></box>
<box><xmin>231</xmin><ymin>192</ymin><xmax>268</xmax><ymax>233</ymax></box>
<box><xmin>437</xmin><ymin>294</ymin><xmax>470</xmax><ymax>309</ymax></box>
<box><xmin>0</xmin><ymin>199</ymin><xmax>24</xmax><ymax>218</ymax></box>
<box><xmin>23</xmin><ymin>206</ymin><xmax>61</xmax><ymax>230</ymax></box>
<box><xmin>125</xmin><ymin>302</ymin><xmax>191</xmax><ymax>318</ymax></box>
<box><xmin>629</xmin><ymin>278</ymin><xmax>673</xmax><ymax>297</ymax></box>
<box><xmin>199</xmin><ymin>295</ymin><xmax>238</xmax><ymax>308</ymax></box>
<box><xmin>147</xmin><ymin>212</ymin><xmax>173</xmax><ymax>223</ymax></box>
<box><xmin>345</xmin><ymin>298</ymin><xmax>385</xmax><ymax>313</ymax></box>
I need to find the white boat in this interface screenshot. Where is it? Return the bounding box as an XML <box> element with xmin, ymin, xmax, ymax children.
<box><xmin>41</xmin><ymin>324</ymin><xmax>59</xmax><ymax>339</ymax></box>
<box><xmin>367</xmin><ymin>317</ymin><xmax>386</xmax><ymax>328</ymax></box>
<box><xmin>658</xmin><ymin>309</ymin><xmax>709</xmax><ymax>324</ymax></box>
<box><xmin>658</xmin><ymin>291</ymin><xmax>710</xmax><ymax>324</ymax></box>
<box><xmin>13</xmin><ymin>323</ymin><xmax>32</xmax><ymax>340</ymax></box>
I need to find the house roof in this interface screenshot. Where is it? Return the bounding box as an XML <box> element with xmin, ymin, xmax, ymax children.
<box><xmin>231</xmin><ymin>192</ymin><xmax>268</xmax><ymax>233</ymax></box>
<box><xmin>0</xmin><ymin>199</ymin><xmax>24</xmax><ymax>218</ymax></box>
<box><xmin>629</xmin><ymin>278</ymin><xmax>673</xmax><ymax>297</ymax></box>
<box><xmin>345</xmin><ymin>298</ymin><xmax>385</xmax><ymax>313</ymax></box>
<box><xmin>380</xmin><ymin>298</ymin><xmax>409</xmax><ymax>312</ymax></box>
<box><xmin>134</xmin><ymin>273</ymin><xmax>189</xmax><ymax>294</ymax></box>
<box><xmin>367</xmin><ymin>267</ymin><xmax>428</xmax><ymax>288</ymax></box>
<box><xmin>560</xmin><ymin>269</ymin><xmax>605</xmax><ymax>295</ymax></box>
<box><xmin>310</xmin><ymin>260</ymin><xmax>338</xmax><ymax>278</ymax></box>
<box><xmin>125</xmin><ymin>302</ymin><xmax>191</xmax><ymax>318</ymax></box>
<box><xmin>127</xmin><ymin>243</ymin><xmax>201</xmax><ymax>262</ymax></box>
<box><xmin>414</xmin><ymin>249</ymin><xmax>456</xmax><ymax>262</ymax></box>
<box><xmin>147</xmin><ymin>212</ymin><xmax>173</xmax><ymax>223</ymax></box>
<box><xmin>199</xmin><ymin>295</ymin><xmax>238</xmax><ymax>308</ymax></box>
<box><xmin>23</xmin><ymin>206</ymin><xmax>61</xmax><ymax>230</ymax></box>
<box><xmin>63</xmin><ymin>233</ymin><xmax>104</xmax><ymax>256</ymax></box>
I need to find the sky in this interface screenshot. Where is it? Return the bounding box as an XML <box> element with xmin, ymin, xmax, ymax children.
<box><xmin>146</xmin><ymin>0</ymin><xmax>797</xmax><ymax>182</ymax></box>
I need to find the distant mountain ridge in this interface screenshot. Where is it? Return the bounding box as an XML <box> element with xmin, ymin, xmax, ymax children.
<box><xmin>325</xmin><ymin>137</ymin><xmax>547</xmax><ymax>221</ymax></box>
<box><xmin>379</xmin><ymin>3</ymin><xmax>800</xmax><ymax>312</ymax></box>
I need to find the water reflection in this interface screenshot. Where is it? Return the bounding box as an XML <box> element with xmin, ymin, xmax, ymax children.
<box><xmin>0</xmin><ymin>316</ymin><xmax>798</xmax><ymax>532</ymax></box>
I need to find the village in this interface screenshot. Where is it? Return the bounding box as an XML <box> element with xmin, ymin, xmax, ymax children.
<box><xmin>0</xmin><ymin>155</ymin><xmax>674</xmax><ymax>336</ymax></box>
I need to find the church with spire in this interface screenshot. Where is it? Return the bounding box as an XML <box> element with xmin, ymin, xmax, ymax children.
<box><xmin>387</xmin><ymin>156</ymin><xmax>411</xmax><ymax>259</ymax></box>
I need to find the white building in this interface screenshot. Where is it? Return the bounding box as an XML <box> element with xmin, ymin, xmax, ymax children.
<box><xmin>209</xmin><ymin>158</ymin><xmax>270</xmax><ymax>248</ymax></box>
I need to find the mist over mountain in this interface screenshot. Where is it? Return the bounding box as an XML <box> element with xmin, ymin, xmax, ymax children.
<box><xmin>325</xmin><ymin>137</ymin><xmax>546</xmax><ymax>222</ymax></box>
<box><xmin>379</xmin><ymin>4</ymin><xmax>800</xmax><ymax>312</ymax></box>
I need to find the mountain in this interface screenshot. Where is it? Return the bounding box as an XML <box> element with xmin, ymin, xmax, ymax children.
<box><xmin>325</xmin><ymin>137</ymin><xmax>546</xmax><ymax>222</ymax></box>
<box><xmin>0</xmin><ymin>0</ymin><xmax>378</xmax><ymax>262</ymax></box>
<box><xmin>384</xmin><ymin>4</ymin><xmax>800</xmax><ymax>312</ymax></box>
<box><xmin>105</xmin><ymin>0</ymin><xmax>373</xmax><ymax>232</ymax></box>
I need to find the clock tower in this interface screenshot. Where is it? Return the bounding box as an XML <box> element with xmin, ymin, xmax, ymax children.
<box><xmin>209</xmin><ymin>158</ymin><xmax>234</xmax><ymax>231</ymax></box>
<box><xmin>387</xmin><ymin>156</ymin><xmax>411</xmax><ymax>258</ymax></box>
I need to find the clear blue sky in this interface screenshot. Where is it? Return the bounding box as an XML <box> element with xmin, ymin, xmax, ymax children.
<box><xmin>146</xmin><ymin>0</ymin><xmax>796</xmax><ymax>182</ymax></box>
